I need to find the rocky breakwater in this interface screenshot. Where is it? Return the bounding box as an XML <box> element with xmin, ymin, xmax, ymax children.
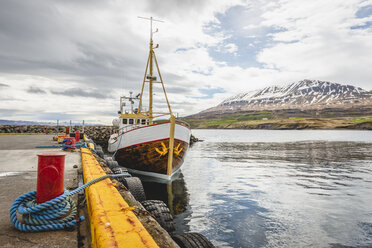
<box><xmin>1</xmin><ymin>125</ymin><xmax>199</xmax><ymax>151</ymax></box>
<box><xmin>81</xmin><ymin>126</ymin><xmax>115</xmax><ymax>149</ymax></box>
<box><xmin>0</xmin><ymin>125</ymin><xmax>60</xmax><ymax>134</ymax></box>
<box><xmin>0</xmin><ymin>125</ymin><xmax>114</xmax><ymax>150</ymax></box>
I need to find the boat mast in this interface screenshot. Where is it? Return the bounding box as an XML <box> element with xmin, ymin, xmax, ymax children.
<box><xmin>149</xmin><ymin>18</ymin><xmax>154</xmax><ymax>123</ymax></box>
<box><xmin>137</xmin><ymin>16</ymin><xmax>173</xmax><ymax>124</ymax></box>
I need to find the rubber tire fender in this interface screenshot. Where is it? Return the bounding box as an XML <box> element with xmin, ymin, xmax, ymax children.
<box><xmin>95</xmin><ymin>146</ymin><xmax>104</xmax><ymax>158</ymax></box>
<box><xmin>112</xmin><ymin>167</ymin><xmax>129</xmax><ymax>175</ymax></box>
<box><xmin>107</xmin><ymin>161</ymin><xmax>119</xmax><ymax>170</ymax></box>
<box><xmin>171</xmin><ymin>232</ymin><xmax>215</xmax><ymax>248</ymax></box>
<box><xmin>104</xmin><ymin>155</ymin><xmax>113</xmax><ymax>163</ymax></box>
<box><xmin>141</xmin><ymin>200</ymin><xmax>175</xmax><ymax>233</ymax></box>
<box><xmin>122</xmin><ymin>177</ymin><xmax>146</xmax><ymax>202</ymax></box>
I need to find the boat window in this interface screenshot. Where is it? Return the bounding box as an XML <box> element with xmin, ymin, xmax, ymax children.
<box><xmin>141</xmin><ymin>119</ymin><xmax>146</xmax><ymax>125</ymax></box>
<box><xmin>123</xmin><ymin>119</ymin><xmax>128</xmax><ymax>124</ymax></box>
<box><xmin>146</xmin><ymin>120</ymin><xmax>149</xmax><ymax>125</ymax></box>
<box><xmin>129</xmin><ymin>119</ymin><xmax>134</xmax><ymax>124</ymax></box>
<box><xmin>136</xmin><ymin>119</ymin><xmax>140</xmax><ymax>124</ymax></box>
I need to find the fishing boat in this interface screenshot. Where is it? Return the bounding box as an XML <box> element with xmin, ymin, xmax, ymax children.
<box><xmin>108</xmin><ymin>17</ymin><xmax>191</xmax><ymax>180</ymax></box>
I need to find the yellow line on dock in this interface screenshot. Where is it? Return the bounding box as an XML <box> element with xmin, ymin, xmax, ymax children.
<box><xmin>0</xmin><ymin>133</ymin><xmax>65</xmax><ymax>135</ymax></box>
<box><xmin>83</xmin><ymin>134</ymin><xmax>95</xmax><ymax>150</ymax></box>
<box><xmin>81</xmin><ymin>148</ymin><xmax>159</xmax><ymax>248</ymax></box>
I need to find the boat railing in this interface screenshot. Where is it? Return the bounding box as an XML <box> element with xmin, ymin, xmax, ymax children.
<box><xmin>117</xmin><ymin>119</ymin><xmax>190</xmax><ymax>135</ymax></box>
<box><xmin>175</xmin><ymin>119</ymin><xmax>191</xmax><ymax>129</ymax></box>
<box><xmin>118</xmin><ymin>125</ymin><xmax>136</xmax><ymax>134</ymax></box>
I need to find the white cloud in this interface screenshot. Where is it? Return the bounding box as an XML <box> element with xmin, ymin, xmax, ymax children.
<box><xmin>256</xmin><ymin>0</ymin><xmax>372</xmax><ymax>87</ymax></box>
<box><xmin>0</xmin><ymin>0</ymin><xmax>372</xmax><ymax>123</ymax></box>
<box><xmin>224</xmin><ymin>43</ymin><xmax>238</xmax><ymax>54</ymax></box>
<box><xmin>0</xmin><ymin>0</ymin><xmax>243</xmax><ymax>123</ymax></box>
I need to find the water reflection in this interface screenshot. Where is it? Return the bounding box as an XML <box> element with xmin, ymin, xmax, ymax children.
<box><xmin>141</xmin><ymin>173</ymin><xmax>190</xmax><ymax>216</ymax></box>
<box><xmin>201</xmin><ymin>141</ymin><xmax>372</xmax><ymax>194</ymax></box>
<box><xmin>178</xmin><ymin>130</ymin><xmax>372</xmax><ymax>248</ymax></box>
<box><xmin>132</xmin><ymin>131</ymin><xmax>372</xmax><ymax>247</ymax></box>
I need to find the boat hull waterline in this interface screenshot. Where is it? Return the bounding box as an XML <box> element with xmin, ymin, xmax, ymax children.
<box><xmin>108</xmin><ymin>122</ymin><xmax>191</xmax><ymax>180</ymax></box>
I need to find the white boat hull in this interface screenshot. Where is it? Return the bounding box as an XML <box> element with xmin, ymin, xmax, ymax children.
<box><xmin>108</xmin><ymin>122</ymin><xmax>191</xmax><ymax>178</ymax></box>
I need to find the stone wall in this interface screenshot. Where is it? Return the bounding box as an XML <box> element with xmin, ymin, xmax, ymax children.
<box><xmin>82</xmin><ymin>126</ymin><xmax>115</xmax><ymax>149</ymax></box>
<box><xmin>0</xmin><ymin>125</ymin><xmax>60</xmax><ymax>134</ymax></box>
<box><xmin>0</xmin><ymin>125</ymin><xmax>115</xmax><ymax>150</ymax></box>
<box><xmin>0</xmin><ymin>125</ymin><xmax>198</xmax><ymax>151</ymax></box>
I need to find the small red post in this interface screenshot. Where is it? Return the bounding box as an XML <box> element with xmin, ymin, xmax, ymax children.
<box><xmin>75</xmin><ymin>130</ymin><xmax>80</xmax><ymax>141</ymax></box>
<box><xmin>66</xmin><ymin>127</ymin><xmax>70</xmax><ymax>135</ymax></box>
<box><xmin>36</xmin><ymin>153</ymin><xmax>65</xmax><ymax>203</ymax></box>
<box><xmin>45</xmin><ymin>129</ymin><xmax>49</xmax><ymax>134</ymax></box>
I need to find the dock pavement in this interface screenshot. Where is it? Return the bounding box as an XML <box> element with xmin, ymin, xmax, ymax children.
<box><xmin>0</xmin><ymin>135</ymin><xmax>81</xmax><ymax>247</ymax></box>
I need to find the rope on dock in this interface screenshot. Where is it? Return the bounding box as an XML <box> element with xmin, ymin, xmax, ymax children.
<box><xmin>10</xmin><ymin>173</ymin><xmax>131</xmax><ymax>232</ymax></box>
<box><xmin>35</xmin><ymin>141</ymin><xmax>88</xmax><ymax>150</ymax></box>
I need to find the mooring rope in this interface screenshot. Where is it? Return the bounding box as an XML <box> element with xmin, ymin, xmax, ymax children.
<box><xmin>10</xmin><ymin>173</ymin><xmax>131</xmax><ymax>232</ymax></box>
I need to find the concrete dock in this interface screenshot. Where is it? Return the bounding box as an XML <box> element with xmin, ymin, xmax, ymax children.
<box><xmin>0</xmin><ymin>133</ymin><xmax>185</xmax><ymax>248</ymax></box>
<box><xmin>0</xmin><ymin>134</ymin><xmax>182</xmax><ymax>248</ymax></box>
<box><xmin>0</xmin><ymin>135</ymin><xmax>81</xmax><ymax>247</ymax></box>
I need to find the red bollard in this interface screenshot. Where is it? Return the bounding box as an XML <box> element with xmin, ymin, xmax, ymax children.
<box><xmin>36</xmin><ymin>153</ymin><xmax>65</xmax><ymax>203</ymax></box>
<box><xmin>45</xmin><ymin>129</ymin><xmax>49</xmax><ymax>134</ymax></box>
<box><xmin>66</xmin><ymin>127</ymin><xmax>70</xmax><ymax>135</ymax></box>
<box><xmin>75</xmin><ymin>130</ymin><xmax>80</xmax><ymax>142</ymax></box>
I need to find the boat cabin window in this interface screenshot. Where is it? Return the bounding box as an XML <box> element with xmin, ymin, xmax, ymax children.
<box><xmin>147</xmin><ymin>120</ymin><xmax>149</xmax><ymax>125</ymax></box>
<box><xmin>136</xmin><ymin>119</ymin><xmax>140</xmax><ymax>124</ymax></box>
<box><xmin>141</xmin><ymin>119</ymin><xmax>146</xmax><ymax>125</ymax></box>
<box><xmin>129</xmin><ymin>119</ymin><xmax>134</xmax><ymax>124</ymax></box>
<box><xmin>123</xmin><ymin>119</ymin><xmax>128</xmax><ymax>124</ymax></box>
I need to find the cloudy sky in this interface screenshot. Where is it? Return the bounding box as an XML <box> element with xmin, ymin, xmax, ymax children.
<box><xmin>1</xmin><ymin>0</ymin><xmax>372</xmax><ymax>124</ymax></box>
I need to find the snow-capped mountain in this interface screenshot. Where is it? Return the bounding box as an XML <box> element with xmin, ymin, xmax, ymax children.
<box><xmin>215</xmin><ymin>79</ymin><xmax>372</xmax><ymax>112</ymax></box>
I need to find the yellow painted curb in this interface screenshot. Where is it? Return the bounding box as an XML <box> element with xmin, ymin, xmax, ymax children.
<box><xmin>83</xmin><ymin>135</ymin><xmax>95</xmax><ymax>150</ymax></box>
<box><xmin>81</xmin><ymin>148</ymin><xmax>159</xmax><ymax>248</ymax></box>
<box><xmin>0</xmin><ymin>133</ymin><xmax>65</xmax><ymax>135</ymax></box>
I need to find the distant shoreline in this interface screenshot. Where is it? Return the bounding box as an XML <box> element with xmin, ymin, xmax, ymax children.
<box><xmin>1</xmin><ymin>118</ymin><xmax>371</xmax><ymax>131</ymax></box>
<box><xmin>185</xmin><ymin>117</ymin><xmax>372</xmax><ymax>130</ymax></box>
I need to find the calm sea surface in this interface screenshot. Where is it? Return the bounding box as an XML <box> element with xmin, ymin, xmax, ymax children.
<box><xmin>142</xmin><ymin>130</ymin><xmax>372</xmax><ymax>248</ymax></box>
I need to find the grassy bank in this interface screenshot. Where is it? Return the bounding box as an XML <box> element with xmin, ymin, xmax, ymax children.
<box><xmin>184</xmin><ymin>115</ymin><xmax>372</xmax><ymax>130</ymax></box>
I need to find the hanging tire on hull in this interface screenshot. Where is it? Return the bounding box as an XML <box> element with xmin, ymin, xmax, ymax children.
<box><xmin>121</xmin><ymin>177</ymin><xmax>146</xmax><ymax>202</ymax></box>
<box><xmin>107</xmin><ymin>160</ymin><xmax>119</xmax><ymax>170</ymax></box>
<box><xmin>112</xmin><ymin>167</ymin><xmax>129</xmax><ymax>175</ymax></box>
<box><xmin>141</xmin><ymin>200</ymin><xmax>175</xmax><ymax>233</ymax></box>
<box><xmin>172</xmin><ymin>232</ymin><xmax>214</xmax><ymax>248</ymax></box>
<box><xmin>95</xmin><ymin>145</ymin><xmax>104</xmax><ymax>158</ymax></box>
<box><xmin>104</xmin><ymin>155</ymin><xmax>113</xmax><ymax>163</ymax></box>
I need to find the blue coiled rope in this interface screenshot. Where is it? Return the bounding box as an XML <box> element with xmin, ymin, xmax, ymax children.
<box><xmin>10</xmin><ymin>173</ymin><xmax>130</xmax><ymax>232</ymax></box>
<box><xmin>35</xmin><ymin>141</ymin><xmax>88</xmax><ymax>150</ymax></box>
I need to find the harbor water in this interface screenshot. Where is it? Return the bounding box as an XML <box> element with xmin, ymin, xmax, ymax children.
<box><xmin>142</xmin><ymin>130</ymin><xmax>372</xmax><ymax>248</ymax></box>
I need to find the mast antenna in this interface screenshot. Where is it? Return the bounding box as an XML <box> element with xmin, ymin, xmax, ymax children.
<box><xmin>137</xmin><ymin>16</ymin><xmax>164</xmax><ymax>40</ymax></box>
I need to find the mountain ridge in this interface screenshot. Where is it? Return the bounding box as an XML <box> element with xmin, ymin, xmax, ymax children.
<box><xmin>196</xmin><ymin>79</ymin><xmax>372</xmax><ymax>117</ymax></box>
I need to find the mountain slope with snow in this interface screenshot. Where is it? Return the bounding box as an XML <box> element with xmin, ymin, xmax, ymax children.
<box><xmin>205</xmin><ymin>80</ymin><xmax>372</xmax><ymax>114</ymax></box>
<box><xmin>222</xmin><ymin>79</ymin><xmax>371</xmax><ymax>107</ymax></box>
